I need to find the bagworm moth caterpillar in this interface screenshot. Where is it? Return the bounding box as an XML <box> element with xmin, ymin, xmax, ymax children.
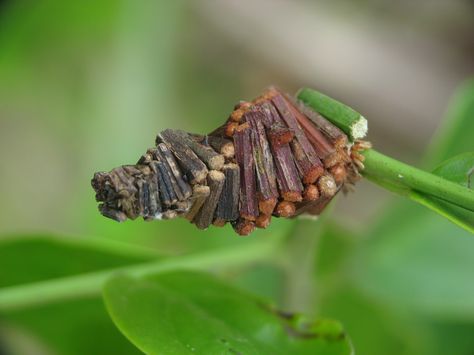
<box><xmin>91</xmin><ymin>87</ymin><xmax>370</xmax><ymax>235</ymax></box>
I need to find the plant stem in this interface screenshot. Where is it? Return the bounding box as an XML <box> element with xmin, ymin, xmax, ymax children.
<box><xmin>297</xmin><ymin>87</ymin><xmax>473</xmax><ymax>212</ymax></box>
<box><xmin>0</xmin><ymin>240</ymin><xmax>276</xmax><ymax>312</ymax></box>
<box><xmin>297</xmin><ymin>88</ymin><xmax>368</xmax><ymax>140</ymax></box>
<box><xmin>362</xmin><ymin>149</ymin><xmax>474</xmax><ymax>211</ymax></box>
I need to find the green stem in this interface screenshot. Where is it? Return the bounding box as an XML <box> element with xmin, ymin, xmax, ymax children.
<box><xmin>297</xmin><ymin>88</ymin><xmax>368</xmax><ymax>140</ymax></box>
<box><xmin>362</xmin><ymin>149</ymin><xmax>474</xmax><ymax>211</ymax></box>
<box><xmin>0</xmin><ymin>240</ymin><xmax>276</xmax><ymax>312</ymax></box>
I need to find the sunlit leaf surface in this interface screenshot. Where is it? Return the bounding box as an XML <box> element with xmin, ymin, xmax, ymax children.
<box><xmin>104</xmin><ymin>271</ymin><xmax>353</xmax><ymax>355</ymax></box>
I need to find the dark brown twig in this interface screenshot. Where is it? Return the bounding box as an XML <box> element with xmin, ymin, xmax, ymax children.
<box><xmin>194</xmin><ymin>170</ymin><xmax>225</xmax><ymax>229</ymax></box>
<box><xmin>157</xmin><ymin>143</ymin><xmax>192</xmax><ymax>199</ymax></box>
<box><xmin>261</xmin><ymin>103</ymin><xmax>303</xmax><ymax>202</ymax></box>
<box><xmin>204</xmin><ymin>135</ymin><xmax>235</xmax><ymax>159</ymax></box>
<box><xmin>246</xmin><ymin>111</ymin><xmax>279</xmax><ymax>215</ymax></box>
<box><xmin>234</xmin><ymin>123</ymin><xmax>259</xmax><ymax>220</ymax></box>
<box><xmin>157</xmin><ymin>129</ymin><xmax>208</xmax><ymax>184</ymax></box>
<box><xmin>272</xmin><ymin>93</ymin><xmax>324</xmax><ymax>183</ymax></box>
<box><xmin>215</xmin><ymin>163</ymin><xmax>240</xmax><ymax>223</ymax></box>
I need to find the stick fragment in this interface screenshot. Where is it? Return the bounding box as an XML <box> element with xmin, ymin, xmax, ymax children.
<box><xmin>260</xmin><ymin>103</ymin><xmax>303</xmax><ymax>202</ymax></box>
<box><xmin>194</xmin><ymin>170</ymin><xmax>225</xmax><ymax>229</ymax></box>
<box><xmin>205</xmin><ymin>135</ymin><xmax>235</xmax><ymax>159</ymax></box>
<box><xmin>151</xmin><ymin>149</ymin><xmax>186</xmax><ymax>202</ymax></box>
<box><xmin>184</xmin><ymin>185</ymin><xmax>210</xmax><ymax>221</ymax></box>
<box><xmin>284</xmin><ymin>98</ymin><xmax>340</xmax><ymax>167</ymax></box>
<box><xmin>157</xmin><ymin>143</ymin><xmax>192</xmax><ymax>199</ymax></box>
<box><xmin>157</xmin><ymin>129</ymin><xmax>208</xmax><ymax>184</ymax></box>
<box><xmin>272</xmin><ymin>93</ymin><xmax>324</xmax><ymax>183</ymax></box>
<box><xmin>145</xmin><ymin>172</ymin><xmax>162</xmax><ymax>218</ymax></box>
<box><xmin>168</xmin><ymin>129</ymin><xmax>225</xmax><ymax>170</ymax></box>
<box><xmin>246</xmin><ymin>111</ymin><xmax>279</xmax><ymax>214</ymax></box>
<box><xmin>215</xmin><ymin>163</ymin><xmax>240</xmax><ymax>222</ymax></box>
<box><xmin>267</xmin><ymin>126</ymin><xmax>294</xmax><ymax>147</ymax></box>
<box><xmin>295</xmin><ymin>101</ymin><xmax>348</xmax><ymax>149</ymax></box>
<box><xmin>290</xmin><ymin>139</ymin><xmax>324</xmax><ymax>184</ymax></box>
<box><xmin>98</xmin><ymin>204</ymin><xmax>127</xmax><ymax>222</ymax></box>
<box><xmin>149</xmin><ymin>159</ymin><xmax>178</xmax><ymax>206</ymax></box>
<box><xmin>234</xmin><ymin>123</ymin><xmax>259</xmax><ymax>220</ymax></box>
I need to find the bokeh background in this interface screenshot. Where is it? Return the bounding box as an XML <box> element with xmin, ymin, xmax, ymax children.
<box><xmin>0</xmin><ymin>1</ymin><xmax>473</xmax><ymax>354</ymax></box>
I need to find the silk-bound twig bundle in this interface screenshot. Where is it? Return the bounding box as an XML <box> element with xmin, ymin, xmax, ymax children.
<box><xmin>91</xmin><ymin>87</ymin><xmax>370</xmax><ymax>235</ymax></box>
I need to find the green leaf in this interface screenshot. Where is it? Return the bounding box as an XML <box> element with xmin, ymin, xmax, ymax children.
<box><xmin>309</xmin><ymin>220</ymin><xmax>474</xmax><ymax>355</ymax></box>
<box><xmin>3</xmin><ymin>298</ymin><xmax>142</xmax><ymax>355</ymax></box>
<box><xmin>0</xmin><ymin>235</ymin><xmax>157</xmax><ymax>288</ymax></box>
<box><xmin>355</xmin><ymin>201</ymin><xmax>474</xmax><ymax>319</ymax></box>
<box><xmin>410</xmin><ymin>152</ymin><xmax>474</xmax><ymax>233</ymax></box>
<box><xmin>0</xmin><ymin>235</ymin><xmax>156</xmax><ymax>355</ymax></box>
<box><xmin>313</xmin><ymin>224</ymin><xmax>474</xmax><ymax>355</ymax></box>
<box><xmin>424</xmin><ymin>79</ymin><xmax>474</xmax><ymax>167</ymax></box>
<box><xmin>103</xmin><ymin>271</ymin><xmax>353</xmax><ymax>355</ymax></box>
<box><xmin>311</xmin><ymin>226</ymin><xmax>414</xmax><ymax>355</ymax></box>
<box><xmin>431</xmin><ymin>152</ymin><xmax>474</xmax><ymax>186</ymax></box>
<box><xmin>319</xmin><ymin>285</ymin><xmax>432</xmax><ymax>355</ymax></box>
<box><xmin>231</xmin><ymin>263</ymin><xmax>286</xmax><ymax>303</ymax></box>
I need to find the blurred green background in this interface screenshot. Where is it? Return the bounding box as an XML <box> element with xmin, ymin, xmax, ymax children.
<box><xmin>0</xmin><ymin>0</ymin><xmax>473</xmax><ymax>354</ymax></box>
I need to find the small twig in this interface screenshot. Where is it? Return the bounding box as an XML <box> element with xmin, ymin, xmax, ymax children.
<box><xmin>193</xmin><ymin>170</ymin><xmax>225</xmax><ymax>229</ymax></box>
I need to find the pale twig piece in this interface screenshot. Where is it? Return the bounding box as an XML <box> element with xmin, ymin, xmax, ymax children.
<box><xmin>205</xmin><ymin>135</ymin><xmax>235</xmax><ymax>159</ymax></box>
<box><xmin>194</xmin><ymin>170</ymin><xmax>225</xmax><ymax>229</ymax></box>
<box><xmin>184</xmin><ymin>185</ymin><xmax>210</xmax><ymax>221</ymax></box>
